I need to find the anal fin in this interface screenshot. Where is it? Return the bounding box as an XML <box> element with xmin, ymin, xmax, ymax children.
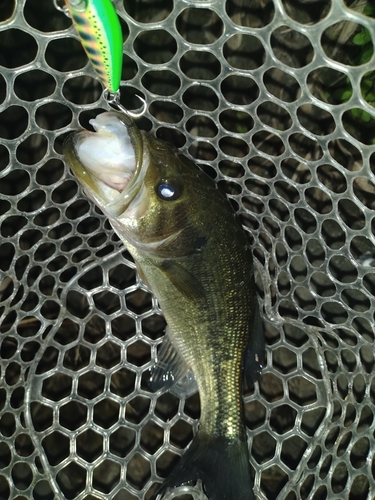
<box><xmin>149</xmin><ymin>327</ymin><xmax>197</xmax><ymax>397</ymax></box>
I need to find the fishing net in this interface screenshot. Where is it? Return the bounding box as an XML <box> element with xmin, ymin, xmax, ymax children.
<box><xmin>1</xmin><ymin>0</ymin><xmax>375</xmax><ymax>498</ymax></box>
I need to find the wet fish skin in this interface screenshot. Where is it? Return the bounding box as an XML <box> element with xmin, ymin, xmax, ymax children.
<box><xmin>63</xmin><ymin>112</ymin><xmax>261</xmax><ymax>500</ymax></box>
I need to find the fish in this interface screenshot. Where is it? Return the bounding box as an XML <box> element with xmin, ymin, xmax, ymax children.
<box><xmin>63</xmin><ymin>111</ymin><xmax>264</xmax><ymax>500</ymax></box>
<box><xmin>64</xmin><ymin>0</ymin><xmax>123</xmax><ymax>94</ymax></box>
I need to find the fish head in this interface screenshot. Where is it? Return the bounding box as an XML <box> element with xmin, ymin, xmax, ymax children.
<box><xmin>63</xmin><ymin>111</ymin><xmax>219</xmax><ymax>258</ymax></box>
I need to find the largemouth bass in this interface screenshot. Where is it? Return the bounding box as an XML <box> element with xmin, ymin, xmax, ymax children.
<box><xmin>63</xmin><ymin>111</ymin><xmax>264</xmax><ymax>500</ymax></box>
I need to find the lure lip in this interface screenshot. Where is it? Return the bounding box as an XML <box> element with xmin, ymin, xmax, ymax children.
<box><xmin>63</xmin><ymin>112</ymin><xmax>148</xmax><ymax>217</ymax></box>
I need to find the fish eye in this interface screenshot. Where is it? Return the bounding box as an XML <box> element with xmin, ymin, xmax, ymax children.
<box><xmin>156</xmin><ymin>182</ymin><xmax>180</xmax><ymax>201</ymax></box>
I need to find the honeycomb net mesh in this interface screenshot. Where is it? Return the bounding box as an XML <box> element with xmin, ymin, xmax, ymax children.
<box><xmin>1</xmin><ymin>0</ymin><xmax>375</xmax><ymax>498</ymax></box>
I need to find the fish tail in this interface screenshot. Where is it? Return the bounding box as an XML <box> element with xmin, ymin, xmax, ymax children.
<box><xmin>152</xmin><ymin>431</ymin><xmax>255</xmax><ymax>500</ymax></box>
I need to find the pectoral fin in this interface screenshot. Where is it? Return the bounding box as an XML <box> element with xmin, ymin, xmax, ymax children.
<box><xmin>160</xmin><ymin>259</ymin><xmax>206</xmax><ymax>301</ymax></box>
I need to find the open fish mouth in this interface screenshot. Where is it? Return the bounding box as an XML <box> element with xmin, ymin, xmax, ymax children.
<box><xmin>63</xmin><ymin>112</ymin><xmax>147</xmax><ymax>216</ymax></box>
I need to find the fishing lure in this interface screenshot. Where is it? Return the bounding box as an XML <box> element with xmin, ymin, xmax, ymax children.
<box><xmin>65</xmin><ymin>0</ymin><xmax>122</xmax><ymax>94</ymax></box>
<box><xmin>56</xmin><ymin>0</ymin><xmax>146</xmax><ymax>117</ymax></box>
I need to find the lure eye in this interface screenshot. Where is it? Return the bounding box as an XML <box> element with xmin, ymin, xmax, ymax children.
<box><xmin>157</xmin><ymin>182</ymin><xmax>180</xmax><ymax>201</ymax></box>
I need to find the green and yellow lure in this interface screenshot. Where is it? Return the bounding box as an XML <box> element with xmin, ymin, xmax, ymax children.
<box><xmin>64</xmin><ymin>0</ymin><xmax>123</xmax><ymax>94</ymax></box>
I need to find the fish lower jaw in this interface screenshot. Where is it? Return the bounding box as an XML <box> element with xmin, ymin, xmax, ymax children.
<box><xmin>95</xmin><ymin>181</ymin><xmax>122</xmax><ymax>203</ymax></box>
<box><xmin>106</xmin><ymin>149</ymin><xmax>150</xmax><ymax>215</ymax></box>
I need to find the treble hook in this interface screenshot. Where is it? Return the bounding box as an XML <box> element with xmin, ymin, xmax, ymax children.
<box><xmin>53</xmin><ymin>0</ymin><xmax>69</xmax><ymax>15</ymax></box>
<box><xmin>103</xmin><ymin>90</ymin><xmax>147</xmax><ymax>119</ymax></box>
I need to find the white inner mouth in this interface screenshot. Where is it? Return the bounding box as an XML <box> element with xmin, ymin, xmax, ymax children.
<box><xmin>76</xmin><ymin>112</ymin><xmax>136</xmax><ymax>199</ymax></box>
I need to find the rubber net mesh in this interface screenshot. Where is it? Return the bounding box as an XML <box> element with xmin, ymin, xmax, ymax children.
<box><xmin>0</xmin><ymin>0</ymin><xmax>375</xmax><ymax>499</ymax></box>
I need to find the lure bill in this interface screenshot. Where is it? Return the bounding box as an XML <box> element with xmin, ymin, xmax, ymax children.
<box><xmin>64</xmin><ymin>0</ymin><xmax>123</xmax><ymax>94</ymax></box>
